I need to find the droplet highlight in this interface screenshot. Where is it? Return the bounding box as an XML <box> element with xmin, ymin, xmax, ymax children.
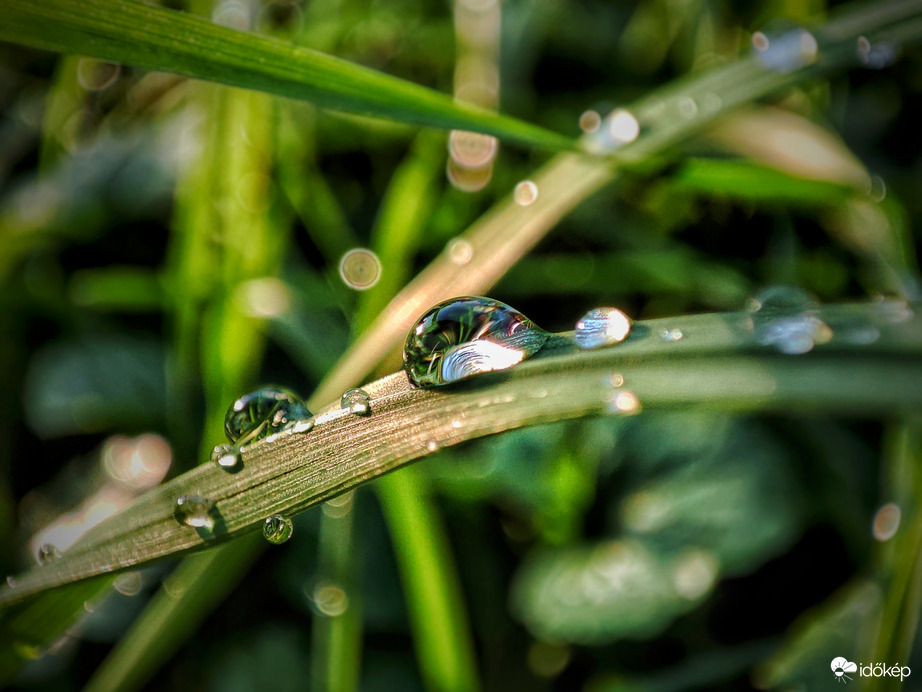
<box><xmin>660</xmin><ymin>328</ymin><xmax>683</xmax><ymax>343</ymax></box>
<box><xmin>403</xmin><ymin>296</ymin><xmax>549</xmax><ymax>388</ymax></box>
<box><xmin>341</xmin><ymin>388</ymin><xmax>371</xmax><ymax>416</ymax></box>
<box><xmin>747</xmin><ymin>286</ymin><xmax>827</xmax><ymax>355</ymax></box>
<box><xmin>224</xmin><ymin>386</ymin><xmax>312</xmax><ymax>446</ymax></box>
<box><xmin>174</xmin><ymin>495</ymin><xmax>216</xmax><ymax>530</ymax></box>
<box><xmin>574</xmin><ymin>307</ymin><xmax>632</xmax><ymax>350</ymax></box>
<box><xmin>263</xmin><ymin>515</ymin><xmax>294</xmax><ymax>544</ymax></box>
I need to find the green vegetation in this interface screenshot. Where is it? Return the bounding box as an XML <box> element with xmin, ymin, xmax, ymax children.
<box><xmin>0</xmin><ymin>0</ymin><xmax>920</xmax><ymax>689</ymax></box>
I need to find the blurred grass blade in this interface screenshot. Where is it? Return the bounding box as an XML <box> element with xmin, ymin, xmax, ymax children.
<box><xmin>0</xmin><ymin>0</ymin><xmax>575</xmax><ymax>151</ymax></box>
<box><xmin>1</xmin><ymin>301</ymin><xmax>921</xmax><ymax>606</ymax></box>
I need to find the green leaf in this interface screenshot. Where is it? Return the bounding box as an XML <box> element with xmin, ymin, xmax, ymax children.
<box><xmin>1</xmin><ymin>300</ymin><xmax>920</xmax><ymax>607</ymax></box>
<box><xmin>0</xmin><ymin>0</ymin><xmax>575</xmax><ymax>152</ymax></box>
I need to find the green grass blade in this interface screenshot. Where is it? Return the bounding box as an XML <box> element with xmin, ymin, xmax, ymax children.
<box><xmin>0</xmin><ymin>0</ymin><xmax>575</xmax><ymax>151</ymax></box>
<box><xmin>1</xmin><ymin>300</ymin><xmax>920</xmax><ymax>606</ymax></box>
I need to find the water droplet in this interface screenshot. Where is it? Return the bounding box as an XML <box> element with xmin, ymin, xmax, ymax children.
<box><xmin>224</xmin><ymin>387</ymin><xmax>312</xmax><ymax>445</ymax></box>
<box><xmin>746</xmin><ymin>286</ymin><xmax>827</xmax><ymax>355</ymax></box>
<box><xmin>610</xmin><ymin>390</ymin><xmax>640</xmax><ymax>414</ymax></box>
<box><xmin>76</xmin><ymin>58</ymin><xmax>121</xmax><ymax>91</ymax></box>
<box><xmin>579</xmin><ymin>110</ymin><xmax>601</xmax><ymax>134</ymax></box>
<box><xmin>660</xmin><ymin>328</ymin><xmax>683</xmax><ymax>342</ymax></box>
<box><xmin>426</xmin><ymin>440</ymin><xmax>440</xmax><ymax>453</ymax></box>
<box><xmin>6</xmin><ymin>576</ymin><xmax>16</xmax><ymax>588</ymax></box>
<box><xmin>574</xmin><ymin>307</ymin><xmax>632</xmax><ymax>350</ymax></box>
<box><xmin>451</xmin><ymin>418</ymin><xmax>463</xmax><ymax>428</ymax></box>
<box><xmin>449</xmin><ymin>130</ymin><xmax>498</xmax><ymax>169</ymax></box>
<box><xmin>608</xmin><ymin>109</ymin><xmax>640</xmax><ymax>143</ymax></box>
<box><xmin>211</xmin><ymin>444</ymin><xmax>242</xmax><ymax>471</ymax></box>
<box><xmin>752</xmin><ymin>27</ymin><xmax>818</xmax><ymax>73</ymax></box>
<box><xmin>263</xmin><ymin>515</ymin><xmax>294</xmax><ymax>544</ymax></box>
<box><xmin>403</xmin><ymin>296</ymin><xmax>549</xmax><ymax>388</ymax></box>
<box><xmin>313</xmin><ymin>581</ymin><xmax>349</xmax><ymax>616</ymax></box>
<box><xmin>873</xmin><ymin>503</ymin><xmax>901</xmax><ymax>541</ymax></box>
<box><xmin>38</xmin><ymin>544</ymin><xmax>60</xmax><ymax>565</ymax></box>
<box><xmin>857</xmin><ymin>36</ymin><xmax>899</xmax><ymax>69</ymax></box>
<box><xmin>174</xmin><ymin>495</ymin><xmax>216</xmax><ymax>529</ymax></box>
<box><xmin>113</xmin><ymin>572</ymin><xmax>143</xmax><ymax>596</ymax></box>
<box><xmin>339</xmin><ymin>248</ymin><xmax>381</xmax><ymax>290</ymax></box>
<box><xmin>446</xmin><ymin>237</ymin><xmax>474</xmax><ymax>265</ymax></box>
<box><xmin>514</xmin><ymin>180</ymin><xmax>538</xmax><ymax>206</ymax></box>
<box><xmin>867</xmin><ymin>175</ymin><xmax>887</xmax><ymax>202</ymax></box>
<box><xmin>677</xmin><ymin>97</ymin><xmax>698</xmax><ymax>119</ymax></box>
<box><xmin>341</xmin><ymin>388</ymin><xmax>371</xmax><ymax>416</ymax></box>
<box><xmin>610</xmin><ymin>373</ymin><xmax>625</xmax><ymax>387</ymax></box>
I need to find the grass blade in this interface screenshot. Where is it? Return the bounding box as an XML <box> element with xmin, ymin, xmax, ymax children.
<box><xmin>0</xmin><ymin>0</ymin><xmax>575</xmax><ymax>151</ymax></box>
<box><xmin>1</xmin><ymin>300</ymin><xmax>920</xmax><ymax>606</ymax></box>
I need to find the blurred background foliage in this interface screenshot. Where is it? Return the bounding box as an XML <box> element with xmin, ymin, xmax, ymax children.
<box><xmin>0</xmin><ymin>0</ymin><xmax>921</xmax><ymax>689</ymax></box>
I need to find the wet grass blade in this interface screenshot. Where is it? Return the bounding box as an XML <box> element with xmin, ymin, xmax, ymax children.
<box><xmin>1</xmin><ymin>301</ymin><xmax>920</xmax><ymax>606</ymax></box>
<box><xmin>0</xmin><ymin>0</ymin><xmax>574</xmax><ymax>151</ymax></box>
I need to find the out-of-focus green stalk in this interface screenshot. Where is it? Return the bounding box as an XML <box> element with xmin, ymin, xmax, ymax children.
<box><xmin>86</xmin><ymin>79</ymin><xmax>285</xmax><ymax>691</ymax></box>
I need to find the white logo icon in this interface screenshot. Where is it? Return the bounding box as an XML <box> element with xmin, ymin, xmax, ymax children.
<box><xmin>831</xmin><ymin>657</ymin><xmax>858</xmax><ymax>683</ymax></box>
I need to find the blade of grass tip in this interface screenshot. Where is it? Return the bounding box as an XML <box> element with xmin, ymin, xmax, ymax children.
<box><xmin>85</xmin><ymin>85</ymin><xmax>286</xmax><ymax>691</ymax></box>
<box><xmin>1</xmin><ymin>0</ymin><xmax>576</xmax><ymax>152</ymax></box>
<box><xmin>354</xmin><ymin>130</ymin><xmax>480</xmax><ymax>691</ymax></box>
<box><xmin>2</xmin><ymin>301</ymin><xmax>922</xmax><ymax>607</ymax></box>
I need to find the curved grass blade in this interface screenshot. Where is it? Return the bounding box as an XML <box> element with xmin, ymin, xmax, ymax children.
<box><xmin>1</xmin><ymin>301</ymin><xmax>920</xmax><ymax>607</ymax></box>
<box><xmin>0</xmin><ymin>0</ymin><xmax>574</xmax><ymax>152</ymax></box>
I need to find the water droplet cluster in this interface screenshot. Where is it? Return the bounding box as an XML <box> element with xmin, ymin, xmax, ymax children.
<box><xmin>403</xmin><ymin>296</ymin><xmax>550</xmax><ymax>388</ymax></box>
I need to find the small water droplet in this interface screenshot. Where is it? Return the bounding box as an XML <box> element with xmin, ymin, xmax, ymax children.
<box><xmin>341</xmin><ymin>388</ymin><xmax>371</xmax><ymax>416</ymax></box>
<box><xmin>446</xmin><ymin>238</ymin><xmax>474</xmax><ymax>265</ymax></box>
<box><xmin>609</xmin><ymin>390</ymin><xmax>640</xmax><ymax>414</ymax></box>
<box><xmin>38</xmin><ymin>544</ymin><xmax>60</xmax><ymax>565</ymax></box>
<box><xmin>867</xmin><ymin>175</ymin><xmax>887</xmax><ymax>202</ymax></box>
<box><xmin>449</xmin><ymin>130</ymin><xmax>498</xmax><ymax>169</ymax></box>
<box><xmin>403</xmin><ymin>296</ymin><xmax>549</xmax><ymax>387</ymax></box>
<box><xmin>426</xmin><ymin>440</ymin><xmax>440</xmax><ymax>453</ymax></box>
<box><xmin>514</xmin><ymin>180</ymin><xmax>539</xmax><ymax>206</ymax></box>
<box><xmin>857</xmin><ymin>36</ymin><xmax>899</xmax><ymax>69</ymax></box>
<box><xmin>579</xmin><ymin>109</ymin><xmax>601</xmax><ymax>134</ymax></box>
<box><xmin>677</xmin><ymin>97</ymin><xmax>698</xmax><ymax>119</ymax></box>
<box><xmin>747</xmin><ymin>286</ymin><xmax>827</xmax><ymax>355</ymax></box>
<box><xmin>224</xmin><ymin>387</ymin><xmax>312</xmax><ymax>445</ymax></box>
<box><xmin>113</xmin><ymin>572</ymin><xmax>143</xmax><ymax>596</ymax></box>
<box><xmin>607</xmin><ymin>109</ymin><xmax>640</xmax><ymax>144</ymax></box>
<box><xmin>610</xmin><ymin>373</ymin><xmax>625</xmax><ymax>387</ymax></box>
<box><xmin>6</xmin><ymin>576</ymin><xmax>16</xmax><ymax>588</ymax></box>
<box><xmin>451</xmin><ymin>419</ymin><xmax>463</xmax><ymax>429</ymax></box>
<box><xmin>873</xmin><ymin>503</ymin><xmax>901</xmax><ymax>541</ymax></box>
<box><xmin>263</xmin><ymin>515</ymin><xmax>294</xmax><ymax>544</ymax></box>
<box><xmin>574</xmin><ymin>307</ymin><xmax>632</xmax><ymax>350</ymax></box>
<box><xmin>660</xmin><ymin>328</ymin><xmax>683</xmax><ymax>342</ymax></box>
<box><xmin>752</xmin><ymin>27</ymin><xmax>818</xmax><ymax>73</ymax></box>
<box><xmin>174</xmin><ymin>495</ymin><xmax>215</xmax><ymax>530</ymax></box>
<box><xmin>313</xmin><ymin>581</ymin><xmax>349</xmax><ymax>617</ymax></box>
<box><xmin>339</xmin><ymin>248</ymin><xmax>382</xmax><ymax>290</ymax></box>
<box><xmin>211</xmin><ymin>444</ymin><xmax>242</xmax><ymax>471</ymax></box>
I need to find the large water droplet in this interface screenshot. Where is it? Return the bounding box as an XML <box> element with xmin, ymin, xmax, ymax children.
<box><xmin>174</xmin><ymin>495</ymin><xmax>215</xmax><ymax>529</ymax></box>
<box><xmin>747</xmin><ymin>286</ymin><xmax>827</xmax><ymax>355</ymax></box>
<box><xmin>403</xmin><ymin>296</ymin><xmax>549</xmax><ymax>388</ymax></box>
<box><xmin>224</xmin><ymin>387</ymin><xmax>312</xmax><ymax>445</ymax></box>
<box><xmin>341</xmin><ymin>388</ymin><xmax>371</xmax><ymax>416</ymax></box>
<box><xmin>263</xmin><ymin>515</ymin><xmax>294</xmax><ymax>544</ymax></box>
<box><xmin>574</xmin><ymin>307</ymin><xmax>632</xmax><ymax>350</ymax></box>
